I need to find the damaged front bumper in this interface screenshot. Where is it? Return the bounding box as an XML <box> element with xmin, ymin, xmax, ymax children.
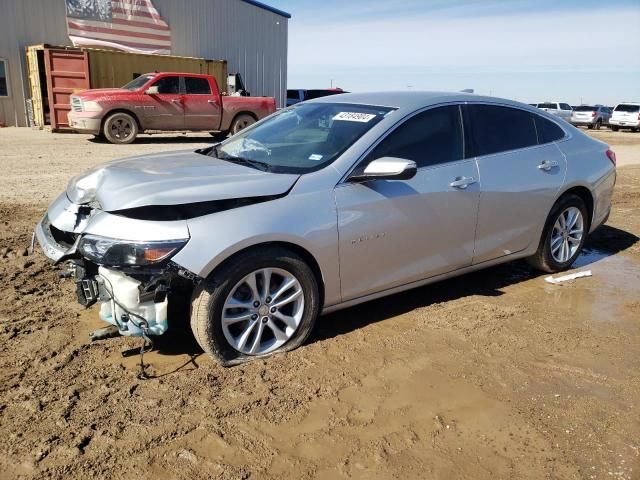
<box><xmin>35</xmin><ymin>193</ymin><xmax>199</xmax><ymax>338</ymax></box>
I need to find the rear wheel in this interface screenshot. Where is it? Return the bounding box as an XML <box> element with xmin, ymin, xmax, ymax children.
<box><xmin>190</xmin><ymin>247</ymin><xmax>320</xmax><ymax>366</ymax></box>
<box><xmin>593</xmin><ymin>120</ymin><xmax>602</xmax><ymax>130</ymax></box>
<box><xmin>229</xmin><ymin>114</ymin><xmax>256</xmax><ymax>136</ymax></box>
<box><xmin>611</xmin><ymin>125</ymin><xmax>619</xmax><ymax>132</ymax></box>
<box><xmin>527</xmin><ymin>194</ymin><xmax>589</xmax><ymax>273</ymax></box>
<box><xmin>103</xmin><ymin>112</ymin><xmax>138</xmax><ymax>144</ymax></box>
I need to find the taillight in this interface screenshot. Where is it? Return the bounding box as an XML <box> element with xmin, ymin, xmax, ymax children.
<box><xmin>592</xmin><ymin>111</ymin><xmax>596</xmax><ymax>117</ymax></box>
<box><xmin>606</xmin><ymin>149</ymin><xmax>616</xmax><ymax>167</ymax></box>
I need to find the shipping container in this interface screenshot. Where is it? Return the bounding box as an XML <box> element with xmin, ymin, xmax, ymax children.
<box><xmin>26</xmin><ymin>44</ymin><xmax>227</xmax><ymax>131</ymax></box>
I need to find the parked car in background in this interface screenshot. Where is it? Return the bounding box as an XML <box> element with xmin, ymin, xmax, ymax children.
<box><xmin>37</xmin><ymin>92</ymin><xmax>616</xmax><ymax>365</ymax></box>
<box><xmin>570</xmin><ymin>105</ymin><xmax>612</xmax><ymax>130</ymax></box>
<box><xmin>609</xmin><ymin>103</ymin><xmax>640</xmax><ymax>132</ymax></box>
<box><xmin>536</xmin><ymin>102</ymin><xmax>573</xmax><ymax>121</ymax></box>
<box><xmin>68</xmin><ymin>72</ymin><xmax>277</xmax><ymax>144</ymax></box>
<box><xmin>287</xmin><ymin>88</ymin><xmax>347</xmax><ymax>106</ymax></box>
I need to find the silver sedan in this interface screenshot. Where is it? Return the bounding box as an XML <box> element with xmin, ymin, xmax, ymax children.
<box><xmin>36</xmin><ymin>92</ymin><xmax>617</xmax><ymax>365</ymax></box>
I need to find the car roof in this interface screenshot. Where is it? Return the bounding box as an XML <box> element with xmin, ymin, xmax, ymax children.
<box><xmin>306</xmin><ymin>91</ymin><xmax>530</xmax><ymax>111</ymax></box>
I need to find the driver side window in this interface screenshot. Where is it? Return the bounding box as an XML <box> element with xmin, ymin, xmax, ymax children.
<box><xmin>152</xmin><ymin>76</ymin><xmax>180</xmax><ymax>94</ymax></box>
<box><xmin>366</xmin><ymin>105</ymin><xmax>464</xmax><ymax>169</ymax></box>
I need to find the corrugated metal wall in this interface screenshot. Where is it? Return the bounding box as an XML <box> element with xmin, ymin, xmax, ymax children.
<box><xmin>0</xmin><ymin>0</ymin><xmax>288</xmax><ymax>127</ymax></box>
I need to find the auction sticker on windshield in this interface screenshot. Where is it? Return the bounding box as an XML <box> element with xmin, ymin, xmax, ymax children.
<box><xmin>333</xmin><ymin>112</ymin><xmax>377</xmax><ymax>122</ymax></box>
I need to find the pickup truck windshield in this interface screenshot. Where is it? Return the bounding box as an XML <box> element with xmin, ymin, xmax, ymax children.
<box><xmin>214</xmin><ymin>103</ymin><xmax>395</xmax><ymax>174</ymax></box>
<box><xmin>122</xmin><ymin>74</ymin><xmax>156</xmax><ymax>91</ymax></box>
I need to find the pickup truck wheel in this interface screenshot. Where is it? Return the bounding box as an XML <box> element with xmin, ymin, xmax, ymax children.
<box><xmin>230</xmin><ymin>114</ymin><xmax>256</xmax><ymax>135</ymax></box>
<box><xmin>103</xmin><ymin>112</ymin><xmax>138</xmax><ymax>144</ymax></box>
<box><xmin>190</xmin><ymin>247</ymin><xmax>320</xmax><ymax>366</ymax></box>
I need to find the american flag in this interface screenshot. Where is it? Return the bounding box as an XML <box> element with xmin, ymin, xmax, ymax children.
<box><xmin>65</xmin><ymin>0</ymin><xmax>171</xmax><ymax>55</ymax></box>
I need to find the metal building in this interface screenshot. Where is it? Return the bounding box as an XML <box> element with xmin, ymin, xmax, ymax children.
<box><xmin>0</xmin><ymin>0</ymin><xmax>290</xmax><ymax>127</ymax></box>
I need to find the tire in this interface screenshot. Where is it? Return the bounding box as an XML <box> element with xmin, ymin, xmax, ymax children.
<box><xmin>587</xmin><ymin>124</ymin><xmax>593</xmax><ymax>130</ymax></box>
<box><xmin>190</xmin><ymin>247</ymin><xmax>320</xmax><ymax>366</ymax></box>
<box><xmin>611</xmin><ymin>125</ymin><xmax>619</xmax><ymax>132</ymax></box>
<box><xmin>527</xmin><ymin>194</ymin><xmax>589</xmax><ymax>273</ymax></box>
<box><xmin>594</xmin><ymin>120</ymin><xmax>602</xmax><ymax>130</ymax></box>
<box><xmin>229</xmin><ymin>113</ymin><xmax>256</xmax><ymax>136</ymax></box>
<box><xmin>103</xmin><ymin>112</ymin><xmax>138</xmax><ymax>144</ymax></box>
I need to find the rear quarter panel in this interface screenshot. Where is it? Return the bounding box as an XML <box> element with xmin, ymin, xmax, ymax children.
<box><xmin>220</xmin><ymin>96</ymin><xmax>277</xmax><ymax>131</ymax></box>
<box><xmin>555</xmin><ymin>132</ymin><xmax>616</xmax><ymax>231</ymax></box>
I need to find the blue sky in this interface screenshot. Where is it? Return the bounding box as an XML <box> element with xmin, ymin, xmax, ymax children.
<box><xmin>267</xmin><ymin>0</ymin><xmax>640</xmax><ymax>105</ymax></box>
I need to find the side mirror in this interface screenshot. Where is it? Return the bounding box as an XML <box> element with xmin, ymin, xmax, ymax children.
<box><xmin>144</xmin><ymin>86</ymin><xmax>159</xmax><ymax>95</ymax></box>
<box><xmin>349</xmin><ymin>157</ymin><xmax>417</xmax><ymax>182</ymax></box>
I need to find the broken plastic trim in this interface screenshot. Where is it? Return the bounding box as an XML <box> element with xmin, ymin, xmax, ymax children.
<box><xmin>109</xmin><ymin>192</ymin><xmax>290</xmax><ymax>221</ymax></box>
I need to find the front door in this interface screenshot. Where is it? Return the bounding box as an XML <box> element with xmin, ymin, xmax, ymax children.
<box><xmin>143</xmin><ymin>75</ymin><xmax>184</xmax><ymax>130</ymax></box>
<box><xmin>335</xmin><ymin>105</ymin><xmax>480</xmax><ymax>301</ymax></box>
<box><xmin>182</xmin><ymin>76</ymin><xmax>222</xmax><ymax>130</ymax></box>
<box><xmin>462</xmin><ymin>104</ymin><xmax>568</xmax><ymax>264</ymax></box>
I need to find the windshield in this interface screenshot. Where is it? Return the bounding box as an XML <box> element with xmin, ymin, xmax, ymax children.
<box><xmin>122</xmin><ymin>74</ymin><xmax>155</xmax><ymax>91</ymax></box>
<box><xmin>213</xmin><ymin>103</ymin><xmax>395</xmax><ymax>174</ymax></box>
<box><xmin>614</xmin><ymin>104</ymin><xmax>640</xmax><ymax>112</ymax></box>
<box><xmin>574</xmin><ymin>106</ymin><xmax>596</xmax><ymax>112</ymax></box>
<box><xmin>537</xmin><ymin>103</ymin><xmax>557</xmax><ymax>109</ymax></box>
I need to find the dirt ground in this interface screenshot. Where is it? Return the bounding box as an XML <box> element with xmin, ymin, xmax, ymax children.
<box><xmin>0</xmin><ymin>127</ymin><xmax>639</xmax><ymax>480</ymax></box>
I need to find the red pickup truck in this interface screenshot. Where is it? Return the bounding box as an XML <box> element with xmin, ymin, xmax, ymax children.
<box><xmin>68</xmin><ymin>72</ymin><xmax>277</xmax><ymax>144</ymax></box>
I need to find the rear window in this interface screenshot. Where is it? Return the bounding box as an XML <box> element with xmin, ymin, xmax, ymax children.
<box><xmin>614</xmin><ymin>104</ymin><xmax>640</xmax><ymax>112</ymax></box>
<box><xmin>465</xmin><ymin>105</ymin><xmax>538</xmax><ymax>157</ymax></box>
<box><xmin>574</xmin><ymin>106</ymin><xmax>596</xmax><ymax>112</ymax></box>
<box><xmin>184</xmin><ymin>77</ymin><xmax>211</xmax><ymax>95</ymax></box>
<box><xmin>537</xmin><ymin>103</ymin><xmax>557</xmax><ymax>109</ymax></box>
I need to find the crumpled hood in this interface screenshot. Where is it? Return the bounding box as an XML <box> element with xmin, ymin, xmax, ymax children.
<box><xmin>66</xmin><ymin>149</ymin><xmax>300</xmax><ymax>211</ymax></box>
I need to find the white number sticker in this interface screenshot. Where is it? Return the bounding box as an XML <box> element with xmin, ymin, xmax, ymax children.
<box><xmin>309</xmin><ymin>154</ymin><xmax>323</xmax><ymax>161</ymax></box>
<box><xmin>333</xmin><ymin>112</ymin><xmax>376</xmax><ymax>123</ymax></box>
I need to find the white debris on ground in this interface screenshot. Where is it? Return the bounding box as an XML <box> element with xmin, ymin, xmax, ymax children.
<box><xmin>544</xmin><ymin>270</ymin><xmax>593</xmax><ymax>284</ymax></box>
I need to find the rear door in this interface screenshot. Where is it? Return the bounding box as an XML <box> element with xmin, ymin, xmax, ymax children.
<box><xmin>143</xmin><ymin>75</ymin><xmax>184</xmax><ymax>130</ymax></box>
<box><xmin>464</xmin><ymin>104</ymin><xmax>567</xmax><ymax>264</ymax></box>
<box><xmin>182</xmin><ymin>76</ymin><xmax>222</xmax><ymax>130</ymax></box>
<box><xmin>335</xmin><ymin>104</ymin><xmax>480</xmax><ymax>301</ymax></box>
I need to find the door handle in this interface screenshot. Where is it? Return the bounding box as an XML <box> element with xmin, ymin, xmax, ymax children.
<box><xmin>171</xmin><ymin>98</ymin><xmax>182</xmax><ymax>104</ymax></box>
<box><xmin>449</xmin><ymin>176</ymin><xmax>476</xmax><ymax>189</ymax></box>
<box><xmin>207</xmin><ymin>100</ymin><xmax>216</xmax><ymax>104</ymax></box>
<box><xmin>538</xmin><ymin>160</ymin><xmax>559</xmax><ymax>171</ymax></box>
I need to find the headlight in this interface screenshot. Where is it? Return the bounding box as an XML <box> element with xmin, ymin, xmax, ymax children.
<box><xmin>82</xmin><ymin>100</ymin><xmax>103</xmax><ymax>112</ymax></box>
<box><xmin>78</xmin><ymin>235</ymin><xmax>188</xmax><ymax>266</ymax></box>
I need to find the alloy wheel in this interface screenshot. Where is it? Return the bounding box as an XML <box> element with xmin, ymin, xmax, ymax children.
<box><xmin>550</xmin><ymin>206</ymin><xmax>584</xmax><ymax>263</ymax></box>
<box><xmin>221</xmin><ymin>268</ymin><xmax>304</xmax><ymax>355</ymax></box>
<box><xmin>110</xmin><ymin>117</ymin><xmax>132</xmax><ymax>140</ymax></box>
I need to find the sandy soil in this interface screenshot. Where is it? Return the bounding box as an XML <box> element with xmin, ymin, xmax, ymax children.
<box><xmin>0</xmin><ymin>128</ymin><xmax>639</xmax><ymax>479</ymax></box>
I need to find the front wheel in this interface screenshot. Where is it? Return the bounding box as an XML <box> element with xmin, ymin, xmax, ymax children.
<box><xmin>611</xmin><ymin>125</ymin><xmax>619</xmax><ymax>132</ymax></box>
<box><xmin>527</xmin><ymin>194</ymin><xmax>589</xmax><ymax>273</ymax></box>
<box><xmin>103</xmin><ymin>112</ymin><xmax>138</xmax><ymax>144</ymax></box>
<box><xmin>190</xmin><ymin>247</ymin><xmax>320</xmax><ymax>366</ymax></box>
